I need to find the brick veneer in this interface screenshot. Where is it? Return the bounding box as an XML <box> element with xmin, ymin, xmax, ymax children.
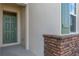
<box><xmin>43</xmin><ymin>34</ymin><xmax>79</xmax><ymax>56</ymax></box>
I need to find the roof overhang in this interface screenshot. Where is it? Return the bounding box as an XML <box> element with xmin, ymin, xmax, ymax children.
<box><xmin>16</xmin><ymin>3</ymin><xmax>27</xmax><ymax>6</ymax></box>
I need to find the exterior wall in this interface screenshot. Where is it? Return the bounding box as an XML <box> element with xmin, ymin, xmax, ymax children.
<box><xmin>29</xmin><ymin>3</ymin><xmax>61</xmax><ymax>55</ymax></box>
<box><xmin>0</xmin><ymin>4</ymin><xmax>3</xmax><ymax>47</ymax></box>
<box><xmin>0</xmin><ymin>4</ymin><xmax>26</xmax><ymax>48</ymax></box>
<box><xmin>20</xmin><ymin>6</ymin><xmax>26</xmax><ymax>48</ymax></box>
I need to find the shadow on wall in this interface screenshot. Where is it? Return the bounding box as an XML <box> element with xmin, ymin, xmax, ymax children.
<box><xmin>0</xmin><ymin>48</ymin><xmax>2</xmax><ymax>56</ymax></box>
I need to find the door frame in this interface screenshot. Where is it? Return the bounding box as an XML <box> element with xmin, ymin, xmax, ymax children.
<box><xmin>1</xmin><ymin>7</ymin><xmax>21</xmax><ymax>47</ymax></box>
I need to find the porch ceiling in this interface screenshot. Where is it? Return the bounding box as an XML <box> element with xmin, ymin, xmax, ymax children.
<box><xmin>16</xmin><ymin>3</ymin><xmax>26</xmax><ymax>6</ymax></box>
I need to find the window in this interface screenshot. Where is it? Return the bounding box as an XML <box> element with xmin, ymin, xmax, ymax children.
<box><xmin>69</xmin><ymin>4</ymin><xmax>76</xmax><ymax>33</ymax></box>
<box><xmin>61</xmin><ymin>3</ymin><xmax>76</xmax><ymax>34</ymax></box>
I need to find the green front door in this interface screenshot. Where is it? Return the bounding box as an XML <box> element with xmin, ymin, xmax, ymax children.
<box><xmin>3</xmin><ymin>11</ymin><xmax>17</xmax><ymax>44</ymax></box>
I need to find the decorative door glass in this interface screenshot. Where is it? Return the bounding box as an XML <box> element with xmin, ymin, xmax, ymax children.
<box><xmin>3</xmin><ymin>11</ymin><xmax>17</xmax><ymax>44</ymax></box>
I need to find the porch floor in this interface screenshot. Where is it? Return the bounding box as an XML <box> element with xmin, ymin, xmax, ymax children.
<box><xmin>0</xmin><ymin>45</ymin><xmax>35</xmax><ymax>56</ymax></box>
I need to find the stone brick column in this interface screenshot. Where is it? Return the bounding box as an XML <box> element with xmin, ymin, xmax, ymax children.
<box><xmin>43</xmin><ymin>34</ymin><xmax>79</xmax><ymax>56</ymax></box>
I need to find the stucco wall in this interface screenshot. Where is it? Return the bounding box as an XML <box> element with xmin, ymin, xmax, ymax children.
<box><xmin>0</xmin><ymin>4</ymin><xmax>3</xmax><ymax>47</ymax></box>
<box><xmin>20</xmin><ymin>6</ymin><xmax>26</xmax><ymax>48</ymax></box>
<box><xmin>29</xmin><ymin>3</ymin><xmax>61</xmax><ymax>55</ymax></box>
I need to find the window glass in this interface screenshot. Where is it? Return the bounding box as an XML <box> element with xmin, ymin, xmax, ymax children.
<box><xmin>69</xmin><ymin>3</ymin><xmax>76</xmax><ymax>14</ymax></box>
<box><xmin>69</xmin><ymin>3</ymin><xmax>76</xmax><ymax>33</ymax></box>
<box><xmin>61</xmin><ymin>3</ymin><xmax>70</xmax><ymax>34</ymax></box>
<box><xmin>61</xmin><ymin>3</ymin><xmax>76</xmax><ymax>34</ymax></box>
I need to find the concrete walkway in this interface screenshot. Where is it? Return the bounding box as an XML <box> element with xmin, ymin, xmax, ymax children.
<box><xmin>0</xmin><ymin>45</ymin><xmax>35</xmax><ymax>56</ymax></box>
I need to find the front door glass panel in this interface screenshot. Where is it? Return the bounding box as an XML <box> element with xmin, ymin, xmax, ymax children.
<box><xmin>3</xmin><ymin>11</ymin><xmax>17</xmax><ymax>44</ymax></box>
